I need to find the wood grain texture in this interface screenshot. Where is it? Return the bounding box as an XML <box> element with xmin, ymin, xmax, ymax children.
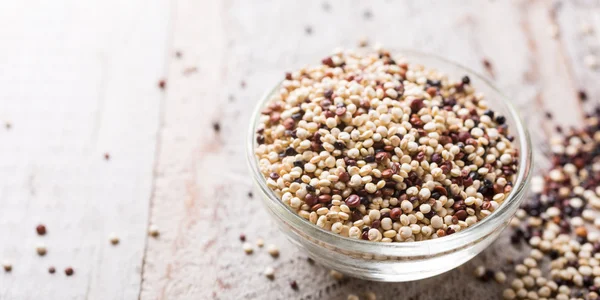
<box><xmin>141</xmin><ymin>0</ymin><xmax>595</xmax><ymax>299</ymax></box>
<box><xmin>0</xmin><ymin>1</ymin><xmax>169</xmax><ymax>299</ymax></box>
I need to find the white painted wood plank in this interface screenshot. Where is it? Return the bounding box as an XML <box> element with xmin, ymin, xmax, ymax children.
<box><xmin>554</xmin><ymin>0</ymin><xmax>600</xmax><ymax>114</ymax></box>
<box><xmin>141</xmin><ymin>0</ymin><xmax>589</xmax><ymax>299</ymax></box>
<box><xmin>0</xmin><ymin>1</ymin><xmax>169</xmax><ymax>299</ymax></box>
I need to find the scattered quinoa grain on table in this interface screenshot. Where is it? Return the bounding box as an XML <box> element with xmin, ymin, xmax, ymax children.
<box><xmin>263</xmin><ymin>266</ymin><xmax>275</xmax><ymax>279</ymax></box>
<box><xmin>256</xmin><ymin>238</ymin><xmax>264</xmax><ymax>247</ymax></box>
<box><xmin>242</xmin><ymin>242</ymin><xmax>253</xmax><ymax>254</ymax></box>
<box><xmin>266</xmin><ymin>244</ymin><xmax>279</xmax><ymax>257</ymax></box>
<box><xmin>158</xmin><ymin>79</ymin><xmax>166</xmax><ymax>90</ymax></box>
<box><xmin>36</xmin><ymin>224</ymin><xmax>47</xmax><ymax>235</ymax></box>
<box><xmin>148</xmin><ymin>225</ymin><xmax>160</xmax><ymax>237</ymax></box>
<box><xmin>36</xmin><ymin>243</ymin><xmax>47</xmax><ymax>256</ymax></box>
<box><xmin>2</xmin><ymin>261</ymin><xmax>12</xmax><ymax>272</ymax></box>
<box><xmin>65</xmin><ymin>267</ymin><xmax>74</xmax><ymax>276</ymax></box>
<box><xmin>108</xmin><ymin>233</ymin><xmax>119</xmax><ymax>245</ymax></box>
<box><xmin>254</xmin><ymin>48</ymin><xmax>518</xmax><ymax>242</ymax></box>
<box><xmin>364</xmin><ymin>291</ymin><xmax>377</xmax><ymax>300</ymax></box>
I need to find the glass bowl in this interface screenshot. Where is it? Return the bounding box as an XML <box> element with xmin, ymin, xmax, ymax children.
<box><xmin>246</xmin><ymin>50</ymin><xmax>533</xmax><ymax>282</ymax></box>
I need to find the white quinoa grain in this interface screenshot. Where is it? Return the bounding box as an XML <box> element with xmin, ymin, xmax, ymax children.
<box><xmin>36</xmin><ymin>243</ymin><xmax>47</xmax><ymax>256</ymax></box>
<box><xmin>243</xmin><ymin>243</ymin><xmax>254</xmax><ymax>254</ymax></box>
<box><xmin>264</xmin><ymin>266</ymin><xmax>275</xmax><ymax>279</ymax></box>
<box><xmin>523</xmin><ymin>258</ymin><xmax>537</xmax><ymax>268</ymax></box>
<box><xmin>267</xmin><ymin>244</ymin><xmax>279</xmax><ymax>257</ymax></box>
<box><xmin>495</xmin><ymin>271</ymin><xmax>507</xmax><ymax>284</ymax></box>
<box><xmin>419</xmin><ymin>204</ymin><xmax>432</xmax><ymax>214</ymax></box>
<box><xmin>526</xmin><ymin>291</ymin><xmax>539</xmax><ymax>299</ymax></box>
<box><xmin>109</xmin><ymin>233</ymin><xmax>120</xmax><ymax>245</ymax></box>
<box><xmin>148</xmin><ymin>225</ymin><xmax>160</xmax><ymax>237</ymax></box>
<box><xmin>431</xmin><ymin>215</ymin><xmax>443</xmax><ymax>229</ymax></box>
<box><xmin>503</xmin><ymin>288</ymin><xmax>516</xmax><ymax>299</ymax></box>
<box><xmin>512</xmin><ymin>278</ymin><xmax>524</xmax><ymax>290</ymax></box>
<box><xmin>522</xmin><ymin>275</ymin><xmax>535</xmax><ymax>288</ymax></box>
<box><xmin>474</xmin><ymin>266</ymin><xmax>486</xmax><ymax>278</ymax></box>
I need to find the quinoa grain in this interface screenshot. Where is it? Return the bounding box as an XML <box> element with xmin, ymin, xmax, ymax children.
<box><xmin>36</xmin><ymin>243</ymin><xmax>47</xmax><ymax>256</ymax></box>
<box><xmin>36</xmin><ymin>224</ymin><xmax>47</xmax><ymax>236</ymax></box>
<box><xmin>242</xmin><ymin>243</ymin><xmax>253</xmax><ymax>254</ymax></box>
<box><xmin>264</xmin><ymin>266</ymin><xmax>275</xmax><ymax>279</ymax></box>
<box><xmin>109</xmin><ymin>233</ymin><xmax>119</xmax><ymax>245</ymax></box>
<box><xmin>148</xmin><ymin>225</ymin><xmax>160</xmax><ymax>237</ymax></box>
<box><xmin>2</xmin><ymin>261</ymin><xmax>12</xmax><ymax>272</ymax></box>
<box><xmin>256</xmin><ymin>238</ymin><xmax>264</xmax><ymax>248</ymax></box>
<box><xmin>267</xmin><ymin>244</ymin><xmax>279</xmax><ymax>257</ymax></box>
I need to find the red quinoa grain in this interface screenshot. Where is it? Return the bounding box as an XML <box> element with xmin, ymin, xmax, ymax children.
<box><xmin>36</xmin><ymin>224</ymin><xmax>46</xmax><ymax>235</ymax></box>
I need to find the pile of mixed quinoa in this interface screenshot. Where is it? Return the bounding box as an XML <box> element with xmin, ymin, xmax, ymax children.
<box><xmin>484</xmin><ymin>109</ymin><xmax>600</xmax><ymax>300</ymax></box>
<box><xmin>254</xmin><ymin>48</ymin><xmax>519</xmax><ymax>242</ymax></box>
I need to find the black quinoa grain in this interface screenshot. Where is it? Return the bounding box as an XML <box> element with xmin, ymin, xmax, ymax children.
<box><xmin>495</xmin><ymin>115</ymin><xmax>506</xmax><ymax>125</ymax></box>
<box><xmin>462</xmin><ymin>75</ymin><xmax>471</xmax><ymax>85</ymax></box>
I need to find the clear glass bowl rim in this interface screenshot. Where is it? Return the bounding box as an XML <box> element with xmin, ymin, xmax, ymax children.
<box><xmin>246</xmin><ymin>49</ymin><xmax>533</xmax><ymax>257</ymax></box>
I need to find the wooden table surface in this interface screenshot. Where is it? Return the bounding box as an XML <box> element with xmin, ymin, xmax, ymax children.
<box><xmin>1</xmin><ymin>1</ymin><xmax>599</xmax><ymax>299</ymax></box>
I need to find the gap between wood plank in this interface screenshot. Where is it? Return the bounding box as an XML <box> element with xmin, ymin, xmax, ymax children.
<box><xmin>137</xmin><ymin>1</ymin><xmax>178</xmax><ymax>299</ymax></box>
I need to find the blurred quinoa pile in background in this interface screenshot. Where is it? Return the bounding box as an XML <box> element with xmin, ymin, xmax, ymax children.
<box><xmin>254</xmin><ymin>48</ymin><xmax>519</xmax><ymax>242</ymax></box>
<box><xmin>479</xmin><ymin>108</ymin><xmax>600</xmax><ymax>300</ymax></box>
